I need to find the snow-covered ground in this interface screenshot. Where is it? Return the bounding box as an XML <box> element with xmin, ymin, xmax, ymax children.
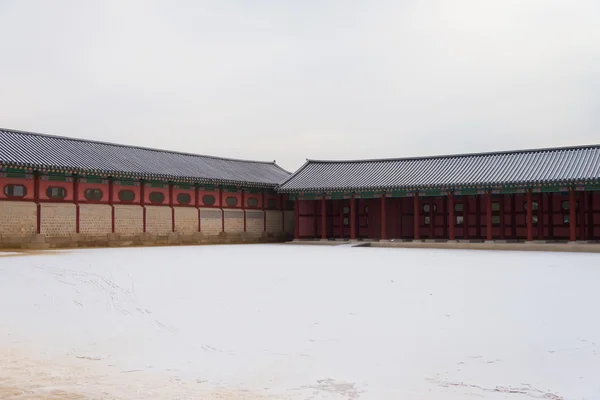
<box><xmin>0</xmin><ymin>245</ymin><xmax>598</xmax><ymax>399</ymax></box>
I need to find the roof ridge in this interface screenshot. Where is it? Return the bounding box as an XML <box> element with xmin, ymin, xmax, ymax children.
<box><xmin>306</xmin><ymin>143</ymin><xmax>600</xmax><ymax>164</ymax></box>
<box><xmin>0</xmin><ymin>127</ymin><xmax>280</xmax><ymax>166</ymax></box>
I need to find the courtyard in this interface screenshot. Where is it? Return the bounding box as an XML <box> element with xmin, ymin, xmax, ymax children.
<box><xmin>0</xmin><ymin>245</ymin><xmax>598</xmax><ymax>399</ymax></box>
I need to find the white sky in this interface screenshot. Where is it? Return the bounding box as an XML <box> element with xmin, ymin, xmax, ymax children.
<box><xmin>0</xmin><ymin>0</ymin><xmax>598</xmax><ymax>172</ymax></box>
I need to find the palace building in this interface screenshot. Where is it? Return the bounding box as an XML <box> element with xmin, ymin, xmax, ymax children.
<box><xmin>0</xmin><ymin>127</ymin><xmax>599</xmax><ymax>248</ymax></box>
<box><xmin>280</xmin><ymin>145</ymin><xmax>600</xmax><ymax>243</ymax></box>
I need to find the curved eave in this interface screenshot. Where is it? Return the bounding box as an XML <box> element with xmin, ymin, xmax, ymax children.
<box><xmin>277</xmin><ymin>176</ymin><xmax>599</xmax><ymax>194</ymax></box>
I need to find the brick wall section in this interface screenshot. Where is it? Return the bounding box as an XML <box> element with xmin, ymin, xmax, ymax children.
<box><xmin>284</xmin><ymin>211</ymin><xmax>294</xmax><ymax>235</ymax></box>
<box><xmin>224</xmin><ymin>209</ymin><xmax>244</xmax><ymax>233</ymax></box>
<box><xmin>146</xmin><ymin>206</ymin><xmax>172</xmax><ymax>234</ymax></box>
<box><xmin>200</xmin><ymin>208</ymin><xmax>222</xmax><ymax>236</ymax></box>
<box><xmin>245</xmin><ymin>210</ymin><xmax>264</xmax><ymax>236</ymax></box>
<box><xmin>114</xmin><ymin>204</ymin><xmax>143</xmax><ymax>235</ymax></box>
<box><xmin>79</xmin><ymin>204</ymin><xmax>112</xmax><ymax>235</ymax></box>
<box><xmin>0</xmin><ymin>201</ymin><xmax>37</xmax><ymax>236</ymax></box>
<box><xmin>266</xmin><ymin>210</ymin><xmax>283</xmax><ymax>233</ymax></box>
<box><xmin>41</xmin><ymin>203</ymin><xmax>76</xmax><ymax>237</ymax></box>
<box><xmin>174</xmin><ymin>207</ymin><xmax>198</xmax><ymax>233</ymax></box>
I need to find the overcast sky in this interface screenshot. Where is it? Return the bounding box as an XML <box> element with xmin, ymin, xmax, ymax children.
<box><xmin>0</xmin><ymin>1</ymin><xmax>598</xmax><ymax>172</ymax></box>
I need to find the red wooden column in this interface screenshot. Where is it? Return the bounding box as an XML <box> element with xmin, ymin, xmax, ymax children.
<box><xmin>242</xmin><ymin>189</ymin><xmax>246</xmax><ymax>232</ymax></box>
<box><xmin>109</xmin><ymin>178</ymin><xmax>115</xmax><ymax>233</ymax></box>
<box><xmin>380</xmin><ymin>195</ymin><xmax>387</xmax><ymax>240</ymax></box>
<box><xmin>74</xmin><ymin>176</ymin><xmax>80</xmax><ymax>234</ymax></box>
<box><xmin>570</xmin><ymin>188</ymin><xmax>577</xmax><ymax>241</ymax></box>
<box><xmin>526</xmin><ymin>190</ymin><xmax>533</xmax><ymax>241</ymax></box>
<box><xmin>350</xmin><ymin>196</ymin><xmax>357</xmax><ymax>240</ymax></box>
<box><xmin>579</xmin><ymin>191</ymin><xmax>586</xmax><ymax>240</ymax></box>
<box><xmin>34</xmin><ymin>172</ymin><xmax>41</xmax><ymax>234</ymax></box>
<box><xmin>141</xmin><ymin>180</ymin><xmax>146</xmax><ymax>233</ymax></box>
<box><xmin>448</xmin><ymin>193</ymin><xmax>455</xmax><ymax>240</ymax></box>
<box><xmin>321</xmin><ymin>197</ymin><xmax>327</xmax><ymax>240</ymax></box>
<box><xmin>499</xmin><ymin>194</ymin><xmax>505</xmax><ymax>239</ymax></box>
<box><xmin>195</xmin><ymin>185</ymin><xmax>201</xmax><ymax>232</ymax></box>
<box><xmin>169</xmin><ymin>183</ymin><xmax>175</xmax><ymax>232</ymax></box>
<box><xmin>486</xmin><ymin>191</ymin><xmax>492</xmax><ymax>241</ymax></box>
<box><xmin>339</xmin><ymin>200</ymin><xmax>344</xmax><ymax>239</ymax></box>
<box><xmin>413</xmin><ymin>192</ymin><xmax>420</xmax><ymax>240</ymax></box>
<box><xmin>294</xmin><ymin>198</ymin><xmax>300</xmax><ymax>240</ymax></box>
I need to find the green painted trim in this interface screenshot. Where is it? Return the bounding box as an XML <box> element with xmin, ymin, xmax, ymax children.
<box><xmin>331</xmin><ymin>191</ymin><xmax>345</xmax><ymax>200</ymax></box>
<box><xmin>584</xmin><ymin>184</ymin><xmax>600</xmax><ymax>191</ymax></box>
<box><xmin>357</xmin><ymin>191</ymin><xmax>375</xmax><ymax>199</ymax></box>
<box><xmin>391</xmin><ymin>190</ymin><xmax>409</xmax><ymax>198</ymax></box>
<box><xmin>421</xmin><ymin>190</ymin><xmax>445</xmax><ymax>197</ymax></box>
<box><xmin>116</xmin><ymin>179</ymin><xmax>137</xmax><ymax>186</ymax></box>
<box><xmin>48</xmin><ymin>173</ymin><xmax>68</xmax><ymax>182</ymax></box>
<box><xmin>200</xmin><ymin>184</ymin><xmax>216</xmax><ymax>191</ymax></box>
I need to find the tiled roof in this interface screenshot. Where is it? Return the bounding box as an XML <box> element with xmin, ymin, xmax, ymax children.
<box><xmin>279</xmin><ymin>145</ymin><xmax>600</xmax><ymax>192</ymax></box>
<box><xmin>0</xmin><ymin>128</ymin><xmax>290</xmax><ymax>187</ymax></box>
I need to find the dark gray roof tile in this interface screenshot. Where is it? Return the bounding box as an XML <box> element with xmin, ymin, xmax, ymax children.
<box><xmin>0</xmin><ymin>128</ymin><xmax>290</xmax><ymax>187</ymax></box>
<box><xmin>279</xmin><ymin>145</ymin><xmax>600</xmax><ymax>192</ymax></box>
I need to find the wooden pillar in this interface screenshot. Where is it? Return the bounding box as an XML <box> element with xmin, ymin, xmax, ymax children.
<box><xmin>548</xmin><ymin>192</ymin><xmax>554</xmax><ymax>239</ymax></box>
<box><xmin>448</xmin><ymin>193</ymin><xmax>455</xmax><ymax>240</ymax></box>
<box><xmin>141</xmin><ymin>180</ymin><xmax>146</xmax><ymax>233</ymax></box>
<box><xmin>588</xmin><ymin>192</ymin><xmax>594</xmax><ymax>239</ymax></box>
<box><xmin>196</xmin><ymin>185</ymin><xmax>201</xmax><ymax>232</ymax></box>
<box><xmin>475</xmin><ymin>194</ymin><xmax>481</xmax><ymax>239</ymax></box>
<box><xmin>339</xmin><ymin>200</ymin><xmax>344</xmax><ymax>239</ymax></box>
<box><xmin>294</xmin><ymin>198</ymin><xmax>300</xmax><ymax>239</ymax></box>
<box><xmin>526</xmin><ymin>190</ymin><xmax>533</xmax><ymax>241</ymax></box>
<box><xmin>74</xmin><ymin>176</ymin><xmax>80</xmax><ymax>234</ymax></box>
<box><xmin>321</xmin><ymin>197</ymin><xmax>327</xmax><ymax>240</ymax></box>
<box><xmin>220</xmin><ymin>187</ymin><xmax>224</xmax><ymax>233</ymax></box>
<box><xmin>380</xmin><ymin>195</ymin><xmax>387</xmax><ymax>240</ymax></box>
<box><xmin>579</xmin><ymin>191</ymin><xmax>586</xmax><ymax>240</ymax></box>
<box><xmin>34</xmin><ymin>171</ymin><xmax>41</xmax><ymax>234</ymax></box>
<box><xmin>109</xmin><ymin>178</ymin><xmax>115</xmax><ymax>233</ymax></box>
<box><xmin>464</xmin><ymin>195</ymin><xmax>469</xmax><ymax>240</ymax></box>
<box><xmin>486</xmin><ymin>191</ymin><xmax>492</xmax><ymax>241</ymax></box>
<box><xmin>242</xmin><ymin>189</ymin><xmax>246</xmax><ymax>232</ymax></box>
<box><xmin>263</xmin><ymin>191</ymin><xmax>267</xmax><ymax>233</ymax></box>
<box><xmin>570</xmin><ymin>188</ymin><xmax>576</xmax><ymax>241</ymax></box>
<box><xmin>510</xmin><ymin>194</ymin><xmax>516</xmax><ymax>239</ymax></box>
<box><xmin>413</xmin><ymin>193</ymin><xmax>420</xmax><ymax>240</ymax></box>
<box><xmin>499</xmin><ymin>194</ymin><xmax>505</xmax><ymax>239</ymax></box>
<box><xmin>537</xmin><ymin>193</ymin><xmax>544</xmax><ymax>240</ymax></box>
<box><xmin>350</xmin><ymin>196</ymin><xmax>357</xmax><ymax>240</ymax></box>
<box><xmin>169</xmin><ymin>183</ymin><xmax>175</xmax><ymax>232</ymax></box>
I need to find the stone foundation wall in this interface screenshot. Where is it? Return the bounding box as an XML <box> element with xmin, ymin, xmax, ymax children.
<box><xmin>200</xmin><ymin>208</ymin><xmax>222</xmax><ymax>236</ymax></box>
<box><xmin>266</xmin><ymin>210</ymin><xmax>282</xmax><ymax>233</ymax></box>
<box><xmin>0</xmin><ymin>201</ymin><xmax>37</xmax><ymax>237</ymax></box>
<box><xmin>174</xmin><ymin>207</ymin><xmax>198</xmax><ymax>234</ymax></box>
<box><xmin>79</xmin><ymin>204</ymin><xmax>112</xmax><ymax>235</ymax></box>
<box><xmin>246</xmin><ymin>210</ymin><xmax>264</xmax><ymax>236</ymax></box>
<box><xmin>41</xmin><ymin>203</ymin><xmax>76</xmax><ymax>237</ymax></box>
<box><xmin>145</xmin><ymin>206</ymin><xmax>172</xmax><ymax>234</ymax></box>
<box><xmin>0</xmin><ymin>202</ymin><xmax>293</xmax><ymax>249</ymax></box>
<box><xmin>224</xmin><ymin>209</ymin><xmax>244</xmax><ymax>233</ymax></box>
<box><xmin>114</xmin><ymin>205</ymin><xmax>143</xmax><ymax>235</ymax></box>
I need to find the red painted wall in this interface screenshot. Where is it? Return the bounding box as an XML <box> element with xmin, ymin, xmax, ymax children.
<box><xmin>0</xmin><ymin>176</ymin><xmax>34</xmax><ymax>201</ymax></box>
<box><xmin>112</xmin><ymin>182</ymin><xmax>141</xmax><ymax>204</ymax></box>
<box><xmin>143</xmin><ymin>183</ymin><xmax>169</xmax><ymax>206</ymax></box>
<box><xmin>172</xmin><ymin>186</ymin><xmax>197</xmax><ymax>207</ymax></box>
<box><xmin>39</xmin><ymin>178</ymin><xmax>74</xmax><ymax>202</ymax></box>
<box><xmin>244</xmin><ymin>191</ymin><xmax>262</xmax><ymax>209</ymax></box>
<box><xmin>222</xmin><ymin>190</ymin><xmax>242</xmax><ymax>208</ymax></box>
<box><xmin>198</xmin><ymin>189</ymin><xmax>221</xmax><ymax>207</ymax></box>
<box><xmin>78</xmin><ymin>181</ymin><xmax>110</xmax><ymax>204</ymax></box>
